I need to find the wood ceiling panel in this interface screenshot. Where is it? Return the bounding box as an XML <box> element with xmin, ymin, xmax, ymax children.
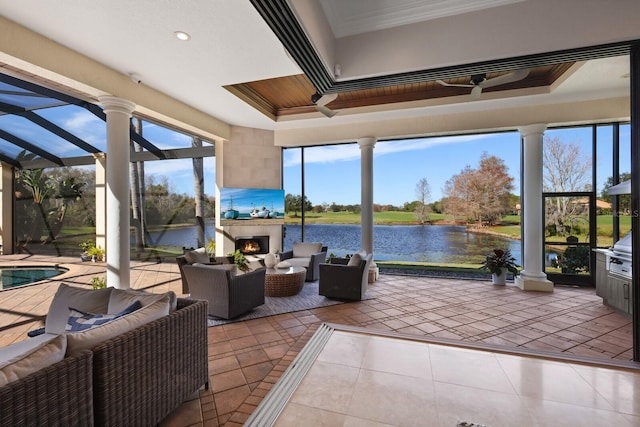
<box><xmin>224</xmin><ymin>63</ymin><xmax>574</xmax><ymax>119</ymax></box>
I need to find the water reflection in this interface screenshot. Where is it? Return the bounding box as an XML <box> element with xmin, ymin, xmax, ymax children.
<box><xmin>143</xmin><ymin>223</ymin><xmax>522</xmax><ymax>265</ymax></box>
<box><xmin>286</xmin><ymin>224</ymin><xmax>521</xmax><ymax>265</ymax></box>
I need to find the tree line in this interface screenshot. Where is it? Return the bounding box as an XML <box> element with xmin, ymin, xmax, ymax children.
<box><xmin>286</xmin><ymin>136</ymin><xmax>627</xmax><ymax>237</ymax></box>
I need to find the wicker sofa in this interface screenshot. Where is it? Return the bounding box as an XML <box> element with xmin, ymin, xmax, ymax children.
<box><xmin>0</xmin><ymin>290</ymin><xmax>209</xmax><ymax>427</ymax></box>
<box><xmin>0</xmin><ymin>349</ymin><xmax>94</xmax><ymax>426</ymax></box>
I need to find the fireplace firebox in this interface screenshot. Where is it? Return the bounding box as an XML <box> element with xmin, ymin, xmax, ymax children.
<box><xmin>235</xmin><ymin>236</ymin><xmax>269</xmax><ymax>255</ymax></box>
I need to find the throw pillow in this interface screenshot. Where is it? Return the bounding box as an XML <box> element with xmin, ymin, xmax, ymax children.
<box><xmin>65</xmin><ymin>295</ymin><xmax>171</xmax><ymax>355</ymax></box>
<box><xmin>66</xmin><ymin>300</ymin><xmax>142</xmax><ymax>332</ymax></box>
<box><xmin>0</xmin><ymin>334</ymin><xmax>67</xmax><ymax>387</ymax></box>
<box><xmin>347</xmin><ymin>253</ymin><xmax>362</xmax><ymax>267</ymax></box>
<box><xmin>45</xmin><ymin>283</ymin><xmax>113</xmax><ymax>335</ymax></box>
<box><xmin>184</xmin><ymin>247</ymin><xmax>210</xmax><ymax>264</ymax></box>
<box><xmin>292</xmin><ymin>242</ymin><xmax>323</xmax><ymax>258</ymax></box>
<box><xmin>108</xmin><ymin>288</ymin><xmax>177</xmax><ymax>313</ymax></box>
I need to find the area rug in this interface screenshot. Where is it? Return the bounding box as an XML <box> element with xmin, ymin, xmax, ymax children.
<box><xmin>207</xmin><ymin>280</ymin><xmax>365</xmax><ymax>326</ymax></box>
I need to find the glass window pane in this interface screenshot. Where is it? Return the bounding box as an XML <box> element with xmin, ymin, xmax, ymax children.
<box><xmin>15</xmin><ymin>165</ymin><xmax>96</xmax><ymax>255</ymax></box>
<box><xmin>545</xmin><ymin>195</ymin><xmax>590</xmax><ymax>242</ymax></box>
<box><xmin>543</xmin><ymin>127</ymin><xmax>593</xmax><ymax>192</ymax></box>
<box><xmin>0</xmin><ymin>114</ymin><xmax>90</xmax><ymax>158</ymax></box>
<box><xmin>35</xmin><ymin>105</ymin><xmax>107</xmax><ymax>153</ymax></box>
<box><xmin>283</xmin><ymin>147</ymin><xmax>302</xmax><ymax>250</ymax></box>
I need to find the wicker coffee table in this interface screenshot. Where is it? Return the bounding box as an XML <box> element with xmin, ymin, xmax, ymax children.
<box><xmin>264</xmin><ymin>266</ymin><xmax>307</xmax><ymax>297</ymax></box>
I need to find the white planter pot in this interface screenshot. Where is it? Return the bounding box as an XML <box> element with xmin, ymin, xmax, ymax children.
<box><xmin>491</xmin><ymin>269</ymin><xmax>506</xmax><ymax>285</ymax></box>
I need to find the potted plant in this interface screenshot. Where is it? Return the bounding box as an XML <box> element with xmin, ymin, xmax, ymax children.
<box><xmin>231</xmin><ymin>249</ymin><xmax>251</xmax><ymax>273</ymax></box>
<box><xmin>79</xmin><ymin>239</ymin><xmax>94</xmax><ymax>261</ymax></box>
<box><xmin>480</xmin><ymin>249</ymin><xmax>519</xmax><ymax>285</ymax></box>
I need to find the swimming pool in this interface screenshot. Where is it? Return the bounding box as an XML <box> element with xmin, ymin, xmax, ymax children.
<box><xmin>0</xmin><ymin>266</ymin><xmax>68</xmax><ymax>290</ymax></box>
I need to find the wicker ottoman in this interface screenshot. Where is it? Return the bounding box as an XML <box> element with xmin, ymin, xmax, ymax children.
<box><xmin>264</xmin><ymin>266</ymin><xmax>307</xmax><ymax>297</ymax></box>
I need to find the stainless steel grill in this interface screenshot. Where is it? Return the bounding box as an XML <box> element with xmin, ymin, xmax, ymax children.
<box><xmin>609</xmin><ymin>232</ymin><xmax>632</xmax><ymax>279</ymax></box>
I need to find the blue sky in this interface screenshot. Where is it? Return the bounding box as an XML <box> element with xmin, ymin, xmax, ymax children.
<box><xmin>10</xmin><ymin>106</ymin><xmax>628</xmax><ymax>207</ymax></box>
<box><xmin>284</xmin><ymin>133</ymin><xmax>521</xmax><ymax>206</ymax></box>
<box><xmin>282</xmin><ymin>124</ymin><xmax>630</xmax><ymax>207</ymax></box>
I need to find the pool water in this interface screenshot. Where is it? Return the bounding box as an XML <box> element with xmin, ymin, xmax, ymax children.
<box><xmin>0</xmin><ymin>266</ymin><xmax>68</xmax><ymax>290</ymax></box>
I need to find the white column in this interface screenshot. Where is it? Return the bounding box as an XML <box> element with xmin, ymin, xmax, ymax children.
<box><xmin>99</xmin><ymin>96</ymin><xmax>136</xmax><ymax>289</ymax></box>
<box><xmin>358</xmin><ymin>137</ymin><xmax>378</xmax><ymax>282</ymax></box>
<box><xmin>516</xmin><ymin>123</ymin><xmax>554</xmax><ymax>292</ymax></box>
<box><xmin>94</xmin><ymin>153</ymin><xmax>107</xmax><ymax>253</ymax></box>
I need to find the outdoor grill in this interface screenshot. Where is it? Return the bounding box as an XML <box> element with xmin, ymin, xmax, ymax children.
<box><xmin>609</xmin><ymin>232</ymin><xmax>632</xmax><ymax>279</ymax></box>
<box><xmin>605</xmin><ymin>180</ymin><xmax>633</xmax><ymax>280</ymax></box>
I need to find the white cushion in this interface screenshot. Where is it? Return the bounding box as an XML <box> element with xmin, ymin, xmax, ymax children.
<box><xmin>0</xmin><ymin>334</ymin><xmax>67</xmax><ymax>387</ymax></box>
<box><xmin>108</xmin><ymin>288</ymin><xmax>177</xmax><ymax>313</ymax></box>
<box><xmin>45</xmin><ymin>283</ymin><xmax>113</xmax><ymax>334</ymax></box>
<box><xmin>347</xmin><ymin>252</ymin><xmax>362</xmax><ymax>267</ymax></box>
<box><xmin>292</xmin><ymin>242</ymin><xmax>323</xmax><ymax>258</ymax></box>
<box><xmin>65</xmin><ymin>295</ymin><xmax>171</xmax><ymax>355</ymax></box>
<box><xmin>184</xmin><ymin>247</ymin><xmax>209</xmax><ymax>264</ymax></box>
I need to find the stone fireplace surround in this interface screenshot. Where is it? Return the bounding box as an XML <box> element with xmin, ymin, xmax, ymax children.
<box><xmin>215</xmin><ymin>127</ymin><xmax>284</xmax><ymax>258</ymax></box>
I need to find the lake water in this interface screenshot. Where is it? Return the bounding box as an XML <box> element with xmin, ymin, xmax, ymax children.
<box><xmin>145</xmin><ymin>223</ymin><xmax>521</xmax><ymax>265</ymax></box>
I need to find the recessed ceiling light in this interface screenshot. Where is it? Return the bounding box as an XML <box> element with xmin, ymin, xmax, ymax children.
<box><xmin>174</xmin><ymin>31</ymin><xmax>191</xmax><ymax>41</ymax></box>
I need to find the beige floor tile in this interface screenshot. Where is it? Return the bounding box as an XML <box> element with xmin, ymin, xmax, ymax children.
<box><xmin>347</xmin><ymin>368</ymin><xmax>437</xmax><ymax>426</ymax></box>
<box><xmin>572</xmin><ymin>365</ymin><xmax>640</xmax><ymax>416</ymax></box>
<box><xmin>362</xmin><ymin>336</ymin><xmax>431</xmax><ymax>380</ymax></box>
<box><xmin>497</xmin><ymin>356</ymin><xmax>615</xmax><ymax>411</ymax></box>
<box><xmin>316</xmin><ymin>331</ymin><xmax>370</xmax><ymax>368</ymax></box>
<box><xmin>521</xmin><ymin>395</ymin><xmax>637</xmax><ymax>427</ymax></box>
<box><xmin>428</xmin><ymin>345</ymin><xmax>516</xmax><ymax>394</ymax></box>
<box><xmin>433</xmin><ymin>381</ymin><xmax>532</xmax><ymax>427</ymax></box>
<box><xmin>275</xmin><ymin>403</ymin><xmax>347</xmax><ymax>426</ymax></box>
<box><xmin>289</xmin><ymin>361</ymin><xmax>360</xmax><ymax>414</ymax></box>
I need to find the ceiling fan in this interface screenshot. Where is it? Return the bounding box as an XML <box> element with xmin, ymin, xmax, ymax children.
<box><xmin>311</xmin><ymin>92</ymin><xmax>338</xmax><ymax>118</ymax></box>
<box><xmin>436</xmin><ymin>69</ymin><xmax>530</xmax><ymax>98</ymax></box>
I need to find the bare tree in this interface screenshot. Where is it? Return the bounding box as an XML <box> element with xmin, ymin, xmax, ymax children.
<box><xmin>414</xmin><ymin>178</ymin><xmax>431</xmax><ymax>224</ymax></box>
<box><xmin>443</xmin><ymin>153</ymin><xmax>514</xmax><ymax>226</ymax></box>
<box><xmin>542</xmin><ymin>136</ymin><xmax>592</xmax><ymax>236</ymax></box>
<box><xmin>192</xmin><ymin>137</ymin><xmax>205</xmax><ymax>247</ymax></box>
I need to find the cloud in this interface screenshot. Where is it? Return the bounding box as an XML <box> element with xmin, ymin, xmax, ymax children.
<box><xmin>283</xmin><ymin>134</ymin><xmax>492</xmax><ymax>167</ymax></box>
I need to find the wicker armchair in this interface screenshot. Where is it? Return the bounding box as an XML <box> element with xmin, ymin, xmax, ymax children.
<box><xmin>279</xmin><ymin>243</ymin><xmax>328</xmax><ymax>281</ymax></box>
<box><xmin>319</xmin><ymin>253</ymin><xmax>373</xmax><ymax>301</ymax></box>
<box><xmin>176</xmin><ymin>254</ymin><xmax>234</xmax><ymax>294</ymax></box>
<box><xmin>182</xmin><ymin>264</ymin><xmax>266</xmax><ymax>319</ymax></box>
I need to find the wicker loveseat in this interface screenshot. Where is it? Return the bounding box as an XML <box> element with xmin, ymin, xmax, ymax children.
<box><xmin>0</xmin><ymin>286</ymin><xmax>209</xmax><ymax>427</ymax></box>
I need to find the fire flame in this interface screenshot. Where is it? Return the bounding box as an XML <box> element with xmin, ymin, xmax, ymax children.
<box><xmin>242</xmin><ymin>241</ymin><xmax>261</xmax><ymax>254</ymax></box>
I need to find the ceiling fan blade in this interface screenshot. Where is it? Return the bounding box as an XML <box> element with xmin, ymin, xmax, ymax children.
<box><xmin>470</xmin><ymin>85</ymin><xmax>483</xmax><ymax>98</ymax></box>
<box><xmin>315</xmin><ymin>92</ymin><xmax>338</xmax><ymax>107</ymax></box>
<box><xmin>315</xmin><ymin>104</ymin><xmax>337</xmax><ymax>118</ymax></box>
<box><xmin>479</xmin><ymin>68</ymin><xmax>530</xmax><ymax>89</ymax></box>
<box><xmin>436</xmin><ymin>79</ymin><xmax>474</xmax><ymax>88</ymax></box>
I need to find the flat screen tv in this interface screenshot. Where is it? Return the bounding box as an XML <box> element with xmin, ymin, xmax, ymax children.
<box><xmin>220</xmin><ymin>187</ymin><xmax>285</xmax><ymax>225</ymax></box>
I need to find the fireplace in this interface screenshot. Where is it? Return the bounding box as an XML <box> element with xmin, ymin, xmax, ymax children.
<box><xmin>235</xmin><ymin>236</ymin><xmax>269</xmax><ymax>255</ymax></box>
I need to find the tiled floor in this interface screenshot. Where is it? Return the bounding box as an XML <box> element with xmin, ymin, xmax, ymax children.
<box><xmin>0</xmin><ymin>254</ymin><xmax>637</xmax><ymax>426</ymax></box>
<box><xmin>260</xmin><ymin>326</ymin><xmax>640</xmax><ymax>426</ymax></box>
